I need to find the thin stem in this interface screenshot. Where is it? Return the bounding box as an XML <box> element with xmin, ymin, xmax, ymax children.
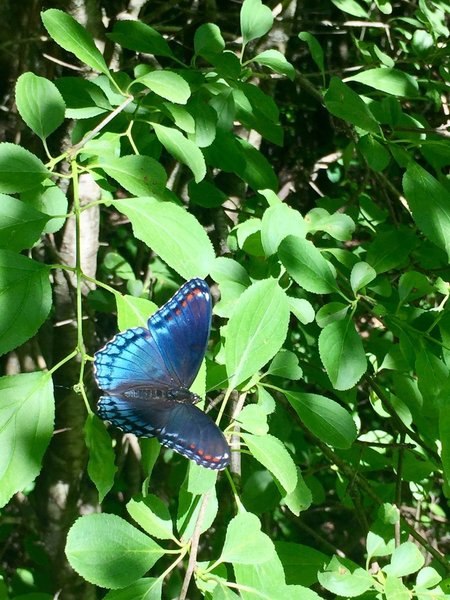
<box><xmin>216</xmin><ymin>386</ymin><xmax>233</xmax><ymax>426</ymax></box>
<box><xmin>71</xmin><ymin>160</ymin><xmax>91</xmax><ymax>414</ymax></box>
<box><xmin>394</xmin><ymin>434</ymin><xmax>405</xmax><ymax>548</ymax></box>
<box><xmin>49</xmin><ymin>263</ymin><xmax>121</xmax><ymax>298</ymax></box>
<box><xmin>47</xmin><ymin>348</ymin><xmax>78</xmax><ymax>377</ymax></box>
<box><xmin>70</xmin><ymin>96</ymin><xmax>135</xmax><ymax>155</ymax></box>
<box><xmin>179</xmin><ymin>492</ymin><xmax>210</xmax><ymax>600</ymax></box>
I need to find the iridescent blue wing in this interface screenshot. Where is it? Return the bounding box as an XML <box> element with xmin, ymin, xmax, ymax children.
<box><xmin>94</xmin><ymin>278</ymin><xmax>212</xmax><ymax>392</ymax></box>
<box><xmin>148</xmin><ymin>278</ymin><xmax>211</xmax><ymax>389</ymax></box>
<box><xmin>97</xmin><ymin>394</ymin><xmax>230</xmax><ymax>470</ymax></box>
<box><xmin>94</xmin><ymin>326</ymin><xmax>174</xmax><ymax>393</ymax></box>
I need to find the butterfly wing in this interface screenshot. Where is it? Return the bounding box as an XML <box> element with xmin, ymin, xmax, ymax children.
<box><xmin>97</xmin><ymin>394</ymin><xmax>230</xmax><ymax>470</ymax></box>
<box><xmin>94</xmin><ymin>278</ymin><xmax>211</xmax><ymax>393</ymax></box>
<box><xmin>148</xmin><ymin>278</ymin><xmax>211</xmax><ymax>389</ymax></box>
<box><xmin>94</xmin><ymin>326</ymin><xmax>175</xmax><ymax>393</ymax></box>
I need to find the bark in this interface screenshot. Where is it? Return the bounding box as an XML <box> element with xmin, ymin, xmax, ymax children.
<box><xmin>34</xmin><ymin>176</ymin><xmax>100</xmax><ymax>599</ymax></box>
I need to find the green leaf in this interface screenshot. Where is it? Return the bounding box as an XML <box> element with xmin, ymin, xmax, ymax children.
<box><xmin>194</xmin><ymin>23</ymin><xmax>225</xmax><ymax>58</ymax></box>
<box><xmin>116</xmin><ymin>295</ymin><xmax>157</xmax><ymax>330</ymax></box>
<box><xmin>252</xmin><ymin>49</ymin><xmax>295</xmax><ymax>80</ymax></box>
<box><xmin>113</xmin><ymin>198</ymin><xmax>215</xmax><ymax>279</ymax></box>
<box><xmin>357</xmin><ymin>135</ymin><xmax>390</xmax><ymax>171</ymax></box>
<box><xmin>403</xmin><ymin>162</ymin><xmax>450</xmax><ymax>261</ymax></box>
<box><xmin>177</xmin><ymin>483</ymin><xmax>218</xmax><ymax>539</ymax></box>
<box><xmin>281</xmin><ymin>468</ymin><xmax>313</xmax><ymax>516</ymax></box>
<box><xmin>100</xmin><ymin>155</ymin><xmax>168</xmax><ymax>196</ymax></box>
<box><xmin>0</xmin><ymin>143</ymin><xmax>51</xmax><ymax>193</ymax></box>
<box><xmin>288</xmin><ymin>297</ymin><xmax>315</xmax><ymax>325</ymax></box>
<box><xmin>330</xmin><ymin>0</ymin><xmax>368</xmax><ymax>16</ymax></box>
<box><xmin>261</xmin><ymin>204</ymin><xmax>306</xmax><ymax>256</ymax></box>
<box><xmin>225</xmin><ymin>279</ymin><xmax>290</xmax><ymax>388</ymax></box>
<box><xmin>153</xmin><ymin>123</ymin><xmax>206</xmax><ymax>183</ymax></box>
<box><xmin>240</xmin><ymin>0</ymin><xmax>273</xmax><ymax>45</ymax></box>
<box><xmin>242</xmin><ymin>433</ymin><xmax>298</xmax><ymax>494</ymax></box>
<box><xmin>188</xmin><ymin>99</ymin><xmax>217</xmax><ymax>148</ymax></box>
<box><xmin>103</xmin><ymin>252</ymin><xmax>135</xmax><ymax>281</ymax></box>
<box><xmin>127</xmin><ymin>495</ymin><xmax>176</xmax><ymax>541</ymax></box>
<box><xmin>209</xmin><ymin>88</ymin><xmax>235</xmax><ymax>130</ymax></box>
<box><xmin>384</xmin><ymin>542</ymin><xmax>424</xmax><ymax>577</ymax></box>
<box><xmin>350</xmin><ymin>261</ymin><xmax>377</xmax><ymax>294</ymax></box>
<box><xmin>279</xmin><ymin>236</ymin><xmax>338</xmax><ymax>294</ymax></box>
<box><xmin>0</xmin><ymin>251</ymin><xmax>52</xmax><ymax>355</ymax></box>
<box><xmin>104</xmin><ymin>578</ymin><xmax>162</xmax><ymax>600</ymax></box>
<box><xmin>318</xmin><ymin>558</ymin><xmax>373</xmax><ymax>597</ymax></box>
<box><xmin>283</xmin><ymin>391</ymin><xmax>357</xmax><ymax>449</ymax></box>
<box><xmin>186</xmin><ymin>461</ymin><xmax>218</xmax><ymax>495</ymax></box>
<box><xmin>0</xmin><ymin>372</ymin><xmax>54</xmax><ymax>508</ymax></box>
<box><xmin>162</xmin><ymin>103</ymin><xmax>195</xmax><ymax>133</ymax></box>
<box><xmin>84</xmin><ymin>414</ymin><xmax>117</xmax><ymax>502</ymax></box>
<box><xmin>416</xmin><ymin>567</ymin><xmax>442</xmax><ymax>589</ymax></box>
<box><xmin>298</xmin><ymin>32</ymin><xmax>325</xmax><ymax>82</ymax></box>
<box><xmin>398</xmin><ymin>271</ymin><xmax>432</xmax><ymax>303</ymax></box>
<box><xmin>235</xmin><ymin>137</ymin><xmax>278</xmax><ymax>191</ymax></box>
<box><xmin>305</xmin><ymin>208</ymin><xmax>355</xmax><ymax>241</ymax></box>
<box><xmin>384</xmin><ymin>576</ymin><xmax>410</xmax><ymax>600</ymax></box>
<box><xmin>55</xmin><ymin>77</ymin><xmax>111</xmax><ymax>119</ymax></box>
<box><xmin>108</xmin><ymin>21</ymin><xmax>174</xmax><ymax>57</ymax></box>
<box><xmin>440</xmin><ymin>406</ymin><xmax>450</xmax><ymax>488</ymax></box>
<box><xmin>0</xmin><ymin>194</ymin><xmax>49</xmax><ymax>251</ymax></box>
<box><xmin>316</xmin><ymin>302</ymin><xmax>349</xmax><ymax>328</ymax></box>
<box><xmin>236</xmin><ymin>404</ymin><xmax>269</xmax><ymax>435</ymax></box>
<box><xmin>366</xmin><ymin>531</ymin><xmax>394</xmax><ymax>562</ymax></box>
<box><xmin>220</xmin><ymin>512</ymin><xmax>275</xmax><ymax>564</ymax></box>
<box><xmin>66</xmin><ymin>514</ymin><xmax>164</xmax><ymax>589</ymax></box>
<box><xmin>212</xmin><ymin>583</ymin><xmax>241</xmax><ymax>599</ymax></box>
<box><xmin>276</xmin><ymin>542</ymin><xmax>328</xmax><ymax>587</ymax></box>
<box><xmin>346</xmin><ymin>68</ymin><xmax>419</xmax><ymax>97</ymax></box>
<box><xmin>324</xmin><ymin>77</ymin><xmax>380</xmax><ymax>135</ymax></box>
<box><xmin>233</xmin><ymin>87</ymin><xmax>283</xmax><ymax>145</ymax></box>
<box><xmin>16</xmin><ymin>73</ymin><xmax>65</xmax><ymax>140</ymax></box>
<box><xmin>188</xmin><ymin>180</ymin><xmax>227</xmax><ymax>208</ymax></box>
<box><xmin>41</xmin><ymin>9</ymin><xmax>110</xmax><ymax>76</ymax></box>
<box><xmin>233</xmin><ymin>549</ymin><xmax>286</xmax><ymax>598</ymax></box>
<box><xmin>366</xmin><ymin>227</ymin><xmax>417</xmax><ymax>273</ymax></box>
<box><xmin>21</xmin><ymin>184</ymin><xmax>68</xmax><ymax>234</ymax></box>
<box><xmin>135</xmin><ymin>71</ymin><xmax>190</xmax><ymax>104</ymax></box>
<box><xmin>318</xmin><ymin>316</ymin><xmax>367</xmax><ymax>390</ymax></box>
<box><xmin>267</xmin><ymin>350</ymin><xmax>303</xmax><ymax>380</ymax></box>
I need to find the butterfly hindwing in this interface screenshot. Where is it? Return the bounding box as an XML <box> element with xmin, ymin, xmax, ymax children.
<box><xmin>97</xmin><ymin>393</ymin><xmax>230</xmax><ymax>470</ymax></box>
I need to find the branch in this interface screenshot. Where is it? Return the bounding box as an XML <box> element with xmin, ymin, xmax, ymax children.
<box><xmin>179</xmin><ymin>492</ymin><xmax>210</xmax><ymax>600</ymax></box>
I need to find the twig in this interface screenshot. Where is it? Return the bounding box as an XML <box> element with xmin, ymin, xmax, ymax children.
<box><xmin>394</xmin><ymin>434</ymin><xmax>405</xmax><ymax>547</ymax></box>
<box><xmin>179</xmin><ymin>492</ymin><xmax>210</xmax><ymax>600</ymax></box>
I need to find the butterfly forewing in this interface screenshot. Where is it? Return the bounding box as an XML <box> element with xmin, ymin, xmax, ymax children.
<box><xmin>148</xmin><ymin>278</ymin><xmax>211</xmax><ymax>388</ymax></box>
<box><xmin>94</xmin><ymin>327</ymin><xmax>174</xmax><ymax>393</ymax></box>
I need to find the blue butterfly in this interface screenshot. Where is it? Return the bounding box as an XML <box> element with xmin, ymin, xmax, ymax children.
<box><xmin>94</xmin><ymin>278</ymin><xmax>230</xmax><ymax>470</ymax></box>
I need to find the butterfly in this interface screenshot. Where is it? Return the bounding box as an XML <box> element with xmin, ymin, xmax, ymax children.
<box><xmin>94</xmin><ymin>278</ymin><xmax>230</xmax><ymax>470</ymax></box>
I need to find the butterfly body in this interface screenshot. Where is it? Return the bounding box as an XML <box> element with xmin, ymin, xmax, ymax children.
<box><xmin>94</xmin><ymin>278</ymin><xmax>230</xmax><ymax>471</ymax></box>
